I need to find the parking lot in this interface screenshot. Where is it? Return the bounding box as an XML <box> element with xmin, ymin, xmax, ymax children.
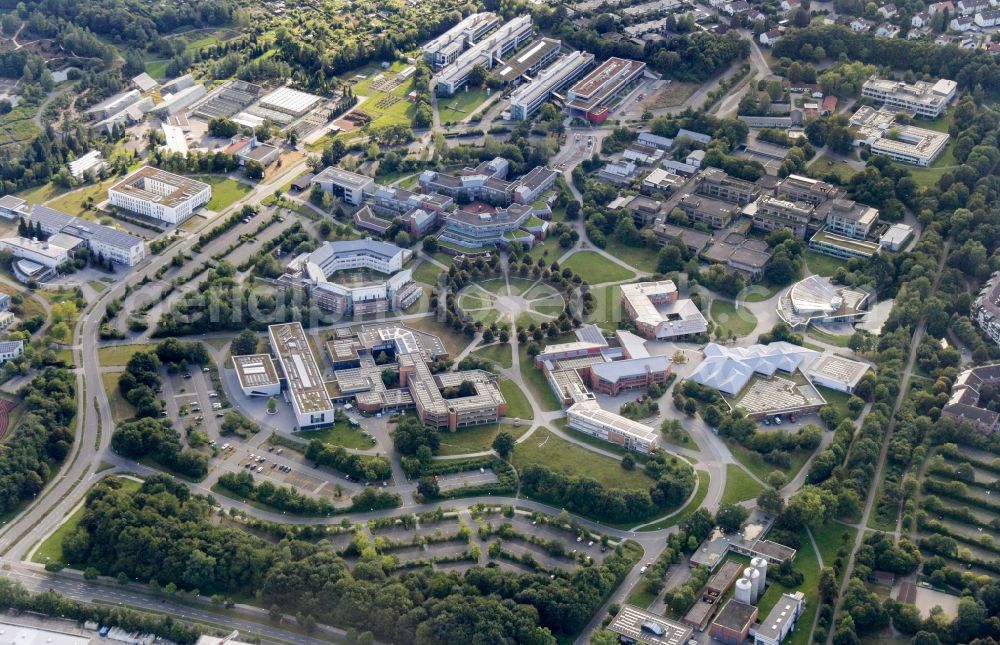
<box><xmin>161</xmin><ymin>366</ymin><xmax>226</xmax><ymax>442</ymax></box>
<box><xmin>436</xmin><ymin>469</ymin><xmax>499</xmax><ymax>492</ymax></box>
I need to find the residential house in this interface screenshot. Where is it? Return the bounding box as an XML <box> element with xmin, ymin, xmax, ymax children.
<box><xmin>876</xmin><ymin>22</ymin><xmax>901</xmax><ymax>37</ymax></box>
<box><xmin>911</xmin><ymin>11</ymin><xmax>929</xmax><ymax>27</ymax></box>
<box><xmin>951</xmin><ymin>15</ymin><xmax>974</xmax><ymax>29</ymax></box>
<box><xmin>850</xmin><ymin>17</ymin><xmax>875</xmax><ymax>30</ymax></box>
<box><xmin>975</xmin><ymin>9</ymin><xmax>1000</xmax><ymax>25</ymax></box>
<box><xmin>957</xmin><ymin>0</ymin><xmax>991</xmax><ymax>16</ymax></box>
<box><xmin>686</xmin><ymin>150</ymin><xmax>706</xmax><ymax>168</ymax></box>
<box><xmin>780</xmin><ymin>0</ymin><xmax>800</xmax><ymax>10</ymax></box>
<box><xmin>929</xmin><ymin>0</ymin><xmax>955</xmax><ymax>14</ymax></box>
<box><xmin>878</xmin><ymin>3</ymin><xmax>897</xmax><ymax>18</ymax></box>
<box><xmin>760</xmin><ymin>29</ymin><xmax>783</xmax><ymax>45</ymax></box>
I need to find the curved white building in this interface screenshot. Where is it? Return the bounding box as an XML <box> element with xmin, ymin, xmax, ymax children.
<box><xmin>777</xmin><ymin>275</ymin><xmax>870</xmax><ymax>330</ymax></box>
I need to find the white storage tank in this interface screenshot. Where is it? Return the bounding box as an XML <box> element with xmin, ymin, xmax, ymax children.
<box><xmin>745</xmin><ymin>566</ymin><xmax>761</xmax><ymax>602</ymax></box>
<box><xmin>735</xmin><ymin>577</ymin><xmax>753</xmax><ymax>605</ymax></box>
<box><xmin>752</xmin><ymin>556</ymin><xmax>769</xmax><ymax>591</ymax></box>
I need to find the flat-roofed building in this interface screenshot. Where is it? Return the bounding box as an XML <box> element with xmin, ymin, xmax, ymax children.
<box><xmin>268</xmin><ymin>322</ymin><xmax>335</xmax><ymax>427</ymax></box>
<box><xmin>621</xmin><ymin>280</ymin><xmax>708</xmax><ymax>340</ymax></box>
<box><xmin>712</xmin><ymin>600</ymin><xmax>759</xmax><ymax>645</ymax></box>
<box><xmin>861</xmin><ymin>76</ymin><xmax>957</xmax><ymax>118</ymax></box>
<box><xmin>850</xmin><ymin>106</ymin><xmax>950</xmax><ymax>167</ymax></box>
<box><xmin>151</xmin><ymin>83</ymin><xmax>207</xmax><ymax>117</ymax></box>
<box><xmin>436</xmin><ymin>15</ymin><xmax>534</xmax><ymax>95</ymax></box>
<box><xmin>423</xmin><ymin>12</ymin><xmax>500</xmax><ymax>67</ymax></box>
<box><xmin>311</xmin><ymin>167</ymin><xmax>376</xmax><ymax>206</ymax></box>
<box><xmin>808</xmin><ymin>228</ymin><xmax>881</xmax><ymax>260</ymax></box>
<box><xmin>419</xmin><ymin>157</ymin><xmax>512</xmax><ymax>202</ymax></box>
<box><xmin>108</xmin><ymin>167</ymin><xmax>211</xmax><ymax>225</ymax></box>
<box><xmin>566</xmin><ymin>57</ymin><xmax>646</xmax><ymax>124</ymax></box>
<box><xmin>495</xmin><ymin>37</ymin><xmax>564</xmax><ymax>86</ymax></box>
<box><xmin>746</xmin><ymin>196</ymin><xmax>817</xmax><ymax>239</ymax></box>
<box><xmin>509</xmin><ymin>50</ymin><xmax>595</xmax><ymax>120</ymax></box>
<box><xmin>607</xmin><ymin>605</ymin><xmax>694</xmax><ymax>644</ymax></box>
<box><xmin>880</xmin><ymin>222</ymin><xmax>914</xmax><ymax>251</ymax></box>
<box><xmin>697</xmin><ymin>168</ymin><xmax>760</xmax><ymax>205</ymax></box>
<box><xmin>567</xmin><ymin>400</ymin><xmax>659</xmax><ymax>453</ymax></box>
<box><xmin>589</xmin><ymin>356</ymin><xmax>671</xmax><ymax>395</ymax></box>
<box><xmin>68</xmin><ymin>150</ymin><xmax>108</xmax><ymax>180</ymax></box>
<box><xmin>234</xmin><ymin>354</ymin><xmax>281</xmax><ymax>396</ymax></box>
<box><xmin>775</xmin><ymin>174</ymin><xmax>843</xmax><ymax>205</ymax></box>
<box><xmin>752</xmin><ymin>591</ymin><xmax>806</xmax><ymax>645</ymax></box>
<box><xmin>642</xmin><ymin>167</ymin><xmax>687</xmax><ymax>195</ymax></box>
<box><xmin>679</xmin><ymin>194</ymin><xmax>739</xmax><ymax>229</ymax></box>
<box><xmin>0</xmin><ymin>195</ymin><xmax>28</xmax><ymax>220</ymax></box>
<box><xmin>513</xmin><ymin>166</ymin><xmax>559</xmax><ymax>204</ymax></box>
<box><xmin>805</xmin><ymin>355</ymin><xmax>870</xmax><ymax>394</ymax></box>
<box><xmin>824</xmin><ymin>199</ymin><xmax>879</xmax><ymax>239</ymax></box>
<box><xmin>400</xmin><ymin>353</ymin><xmax>506</xmax><ymax>430</ymax></box>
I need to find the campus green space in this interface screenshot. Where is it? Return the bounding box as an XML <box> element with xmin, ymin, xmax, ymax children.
<box><xmin>710</xmin><ymin>300</ymin><xmax>757</xmax><ymax>338</ymax></box>
<box><xmin>413</xmin><ymin>260</ymin><xmax>444</xmax><ymax>285</ymax></box>
<box><xmin>499</xmin><ymin>378</ymin><xmax>533</xmax><ymax>420</ymax></box>
<box><xmin>816</xmin><ymin>385</ymin><xmax>854</xmax><ymax>421</ymax></box>
<box><xmin>720</xmin><ymin>464</ymin><xmax>764</xmax><ymax>505</ymax></box>
<box><xmin>584</xmin><ymin>284</ymin><xmax>624</xmax><ymax>333</ymax></box>
<box><xmin>352</xmin><ymin>69</ymin><xmax>417</xmax><ymax>129</ymax></box>
<box><xmin>598</xmin><ymin>239</ymin><xmax>658</xmax><ymax>274</ymax></box>
<box><xmin>45</xmin><ymin>176</ymin><xmax>122</xmax><ymax>218</ymax></box>
<box><xmin>906</xmin><ymin>142</ymin><xmax>957</xmax><ymax>187</ymax></box>
<box><xmin>195</xmin><ymin>176</ymin><xmax>253</xmax><ymax>212</ymax></box>
<box><xmin>473</xmin><ymin>343</ymin><xmax>513</xmax><ymax>369</ymax></box>
<box><xmin>812</xmin><ymin>524</ymin><xmax>857</xmax><ymax>581</ymax></box>
<box><xmin>811</xmin><ymin>155</ymin><xmax>857</xmax><ymax>183</ymax></box>
<box><xmin>436</xmin><ymin>422</ymin><xmax>529</xmax><ymax>457</ymax></box>
<box><xmin>518</xmin><ymin>345</ymin><xmax>563</xmax><ymax>412</ymax></box>
<box><xmin>805</xmin><ymin>251</ymin><xmax>845</xmax><ymax>277</ymax></box>
<box><xmin>299</xmin><ymin>420</ymin><xmax>372</xmax><ymax>449</ymax></box>
<box><xmin>725</xmin><ymin>438</ymin><xmax>812</xmax><ymax>483</ymax></box>
<box><xmin>561</xmin><ymin>251</ymin><xmax>635</xmax><ymax>284</ymax></box>
<box><xmin>807</xmin><ymin>326</ymin><xmax>852</xmax><ymax>347</ymax></box>
<box><xmin>32</xmin><ymin>477</ymin><xmax>141</xmax><ymax>565</ymax></box>
<box><xmin>438</xmin><ymin>88</ymin><xmax>492</xmax><ymax>124</ymax></box>
<box><xmin>97</xmin><ymin>343</ymin><xmax>158</xmax><ymax>367</ymax></box>
<box><xmin>101</xmin><ymin>372</ymin><xmax>136</xmax><ymax>424</ymax></box>
<box><xmin>741</xmin><ymin>285</ymin><xmax>774</xmax><ymax>302</ymax></box>
<box><xmin>511</xmin><ymin>428</ymin><xmax>653</xmax><ymax>490</ymax></box>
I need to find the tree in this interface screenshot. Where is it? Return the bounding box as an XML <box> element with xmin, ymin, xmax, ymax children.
<box><xmin>715</xmin><ymin>503</ymin><xmax>749</xmax><ymax>532</ymax></box>
<box><xmin>788</xmin><ymin>485</ymin><xmax>837</xmax><ymax>527</ymax></box>
<box><xmin>416</xmin><ymin>476</ymin><xmax>439</xmax><ymax>499</ymax></box>
<box><xmin>266</xmin><ymin>397</ymin><xmax>277</xmax><ymax>414</ymax></box>
<box><xmin>492</xmin><ymin>431</ymin><xmax>515</xmax><ymax>458</ymax></box>
<box><xmin>208</xmin><ymin>118</ymin><xmax>240</xmax><ymax>138</ymax></box>
<box><xmin>244</xmin><ymin>160</ymin><xmax>265</xmax><ymax>180</ymax></box>
<box><xmin>231</xmin><ymin>330</ymin><xmax>258</xmax><ymax>356</ymax></box>
<box><xmin>757</xmin><ymin>487</ymin><xmax>785</xmax><ymax>514</ymax></box>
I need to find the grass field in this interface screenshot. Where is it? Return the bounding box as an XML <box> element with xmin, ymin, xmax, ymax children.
<box><xmin>473</xmin><ymin>343</ymin><xmax>513</xmax><ymax>369</ymax></box>
<box><xmin>101</xmin><ymin>372</ymin><xmax>135</xmax><ymax>424</ymax></box>
<box><xmin>808</xmin><ymin>326</ymin><xmax>852</xmax><ymax>348</ymax></box>
<box><xmin>436</xmin><ymin>423</ymin><xmax>529</xmax><ymax>456</ymax></box>
<box><xmin>32</xmin><ymin>477</ymin><xmax>142</xmax><ymax>565</ymax></box>
<box><xmin>805</xmin><ymin>251</ymin><xmax>845</xmax><ymax>278</ymax></box>
<box><xmin>649</xmin><ymin>82</ymin><xmax>699</xmax><ymax>109</ymax></box>
<box><xmin>98</xmin><ymin>343</ymin><xmax>157</xmax><ymax>367</ymax></box>
<box><xmin>438</xmin><ymin>88</ymin><xmax>493</xmax><ymax>124</ymax></box>
<box><xmin>512</xmin><ymin>428</ymin><xmax>652</xmax><ymax>490</ymax></box>
<box><xmin>721</xmin><ymin>464</ymin><xmax>764</xmax><ymax>505</ymax></box>
<box><xmin>812</xmin><ymin>524</ymin><xmax>857</xmax><ymax>580</ymax></box>
<box><xmin>412</xmin><ymin>260</ymin><xmax>444</xmax><ymax>285</ymax></box>
<box><xmin>726</xmin><ymin>439</ymin><xmax>812</xmax><ymax>482</ymax></box>
<box><xmin>601</xmin><ymin>239</ymin><xmax>659</xmax><ymax>274</ymax></box>
<box><xmin>299</xmin><ymin>421</ymin><xmax>372</xmax><ymax>449</ymax></box>
<box><xmin>518</xmin><ymin>345</ymin><xmax>563</xmax><ymax>412</ymax></box>
<box><xmin>742</xmin><ymin>286</ymin><xmax>774</xmax><ymax>302</ymax></box>
<box><xmin>816</xmin><ymin>385</ymin><xmax>854</xmax><ymax>422</ymax></box>
<box><xmin>811</xmin><ymin>155</ymin><xmax>857</xmax><ymax>183</ymax></box>
<box><xmin>352</xmin><ymin>71</ymin><xmax>417</xmax><ymax>128</ymax></box>
<box><xmin>45</xmin><ymin>177</ymin><xmax>121</xmax><ymax>217</ymax></box>
<box><xmin>499</xmin><ymin>378</ymin><xmax>533</xmax><ymax>420</ymax></box>
<box><xmin>637</xmin><ymin>470</ymin><xmax>710</xmax><ymax>531</ymax></box>
<box><xmin>16</xmin><ymin>182</ymin><xmax>68</xmax><ymax>205</ymax></box>
<box><xmin>194</xmin><ymin>176</ymin><xmax>252</xmax><ymax>212</ymax></box>
<box><xmin>711</xmin><ymin>300</ymin><xmax>757</xmax><ymax>338</ymax></box>
<box><xmin>583</xmin><ymin>284</ymin><xmax>624</xmax><ymax>333</ymax></box>
<box><xmin>561</xmin><ymin>251</ymin><xmax>635</xmax><ymax>284</ymax></box>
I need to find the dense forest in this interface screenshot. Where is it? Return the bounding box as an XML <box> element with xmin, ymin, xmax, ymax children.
<box><xmin>0</xmin><ymin>367</ymin><xmax>75</xmax><ymax>516</ymax></box>
<box><xmin>65</xmin><ymin>475</ymin><xmax>641</xmax><ymax>644</ymax></box>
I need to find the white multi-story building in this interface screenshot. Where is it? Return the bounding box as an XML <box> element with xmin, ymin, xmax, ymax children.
<box><xmin>566</xmin><ymin>400</ymin><xmax>659</xmax><ymax>453</ymax></box>
<box><xmin>422</xmin><ymin>12</ymin><xmax>500</xmax><ymax>67</ymax></box>
<box><xmin>751</xmin><ymin>592</ymin><xmax>805</xmax><ymax>645</ymax></box>
<box><xmin>436</xmin><ymin>15</ymin><xmax>534</xmax><ymax>95</ymax></box>
<box><xmin>233</xmin><ymin>354</ymin><xmax>282</xmax><ymax>397</ymax></box>
<box><xmin>860</xmin><ymin>76</ymin><xmax>957</xmax><ymax>118</ymax></box>
<box><xmin>850</xmin><ymin>106</ymin><xmax>950</xmax><ymax>166</ymax></box>
<box><xmin>308</xmin><ymin>239</ymin><xmax>411</xmax><ymax>274</ymax></box>
<box><xmin>0</xmin><ymin>340</ymin><xmax>23</xmax><ymax>364</ymax></box>
<box><xmin>108</xmin><ymin>167</ymin><xmax>211</xmax><ymax>225</ymax></box>
<box><xmin>29</xmin><ymin>205</ymin><xmax>146</xmax><ymax>267</ymax></box>
<box><xmin>311</xmin><ymin>167</ymin><xmax>376</xmax><ymax>206</ymax></box>
<box><xmin>268</xmin><ymin>323</ymin><xmax>335</xmax><ymax>428</ymax></box>
<box><xmin>509</xmin><ymin>51</ymin><xmax>595</xmax><ymax>120</ymax></box>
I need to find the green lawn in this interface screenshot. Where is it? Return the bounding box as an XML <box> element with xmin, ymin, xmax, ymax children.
<box><xmin>627</xmin><ymin>585</ymin><xmax>658</xmax><ymax>609</ymax></box>
<box><xmin>299</xmin><ymin>421</ymin><xmax>372</xmax><ymax>449</ymax></box>
<box><xmin>756</xmin><ymin>527</ymin><xmax>820</xmax><ymax>645</ymax></box>
<box><xmin>583</xmin><ymin>284</ymin><xmax>624</xmax><ymax>333</ymax></box>
<box><xmin>438</xmin><ymin>88</ymin><xmax>493</xmax><ymax>124</ymax></box>
<box><xmin>16</xmin><ymin>182</ymin><xmax>68</xmax><ymax>205</ymax></box>
<box><xmin>904</xmin><ymin>138</ymin><xmax>956</xmax><ymax>188</ymax></box>
<box><xmin>721</xmin><ymin>464</ymin><xmax>764</xmax><ymax>505</ymax></box>
<box><xmin>144</xmin><ymin>59</ymin><xmax>168</xmax><ymax>79</ymax></box>
<box><xmin>811</xmin><ymin>524</ymin><xmax>857</xmax><ymax>580</ymax></box>
<box><xmin>811</xmin><ymin>155</ymin><xmax>857</xmax><ymax>183</ymax></box>
<box><xmin>195</xmin><ymin>176</ymin><xmax>252</xmax><ymax>212</ymax></box>
<box><xmin>413</xmin><ymin>260</ymin><xmax>444</xmax><ymax>285</ymax></box>
<box><xmin>710</xmin><ymin>300</ymin><xmax>757</xmax><ymax>338</ymax></box>
<box><xmin>46</xmin><ymin>177</ymin><xmax>120</xmax><ymax>218</ymax></box>
<box><xmin>436</xmin><ymin>423</ymin><xmax>529</xmax><ymax>456</ymax></box>
<box><xmin>474</xmin><ymin>343</ymin><xmax>513</xmax><ymax>369</ymax></box>
<box><xmin>561</xmin><ymin>251</ymin><xmax>635</xmax><ymax>284</ymax></box>
<box><xmin>808</xmin><ymin>326</ymin><xmax>852</xmax><ymax>348</ymax></box>
<box><xmin>517</xmin><ymin>345</ymin><xmax>563</xmax><ymax>412</ymax></box>
<box><xmin>726</xmin><ymin>439</ymin><xmax>812</xmax><ymax>483</ymax></box>
<box><xmin>32</xmin><ymin>477</ymin><xmax>141</xmax><ymax>565</ymax></box>
<box><xmin>101</xmin><ymin>372</ymin><xmax>135</xmax><ymax>424</ymax></box>
<box><xmin>512</xmin><ymin>428</ymin><xmax>653</xmax><ymax>490</ymax></box>
<box><xmin>805</xmin><ymin>251</ymin><xmax>845</xmax><ymax>278</ymax></box>
<box><xmin>353</xmin><ymin>74</ymin><xmax>416</xmax><ymax>128</ymax></box>
<box><xmin>816</xmin><ymin>385</ymin><xmax>853</xmax><ymax>422</ymax></box>
<box><xmin>98</xmin><ymin>343</ymin><xmax>158</xmax><ymax>367</ymax></box>
<box><xmin>742</xmin><ymin>286</ymin><xmax>774</xmax><ymax>302</ymax></box>
<box><xmin>636</xmin><ymin>470</ymin><xmax>710</xmax><ymax>531</ymax></box>
<box><xmin>499</xmin><ymin>378</ymin><xmax>533</xmax><ymax>420</ymax></box>
<box><xmin>602</xmin><ymin>239</ymin><xmax>660</xmax><ymax>274</ymax></box>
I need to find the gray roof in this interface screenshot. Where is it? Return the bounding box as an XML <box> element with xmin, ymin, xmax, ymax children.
<box><xmin>0</xmin><ymin>340</ymin><xmax>23</xmax><ymax>354</ymax></box>
<box><xmin>676</xmin><ymin>128</ymin><xmax>712</xmax><ymax>144</ymax></box>
<box><xmin>29</xmin><ymin>205</ymin><xmax>143</xmax><ymax>251</ymax></box>
<box><xmin>312</xmin><ymin>238</ymin><xmax>408</xmax><ymax>264</ymax></box>
<box><xmin>590</xmin><ymin>356</ymin><xmax>670</xmax><ymax>383</ymax></box>
<box><xmin>0</xmin><ymin>195</ymin><xmax>27</xmax><ymax>211</ymax></box>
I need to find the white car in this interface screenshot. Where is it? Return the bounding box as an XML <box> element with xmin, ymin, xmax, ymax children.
<box><xmin>640</xmin><ymin>566</ymin><xmax>647</xmax><ymax>574</ymax></box>
<box><xmin>256</xmin><ymin>466</ymin><xmax>264</xmax><ymax>473</ymax></box>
